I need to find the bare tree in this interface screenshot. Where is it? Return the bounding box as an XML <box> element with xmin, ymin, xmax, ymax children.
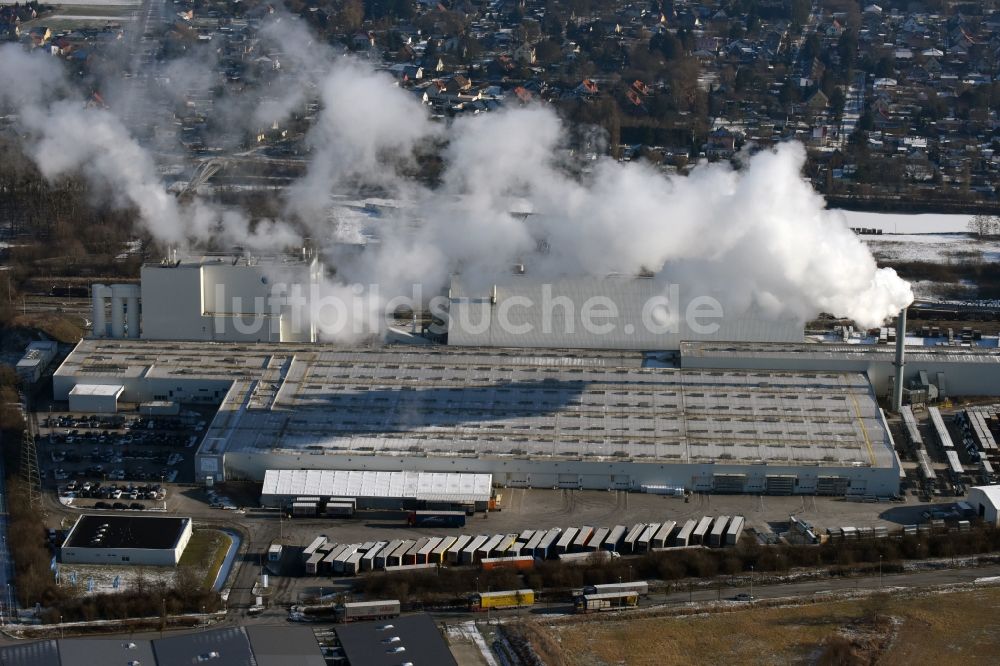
<box><xmin>968</xmin><ymin>213</ymin><xmax>999</xmax><ymax>237</ymax></box>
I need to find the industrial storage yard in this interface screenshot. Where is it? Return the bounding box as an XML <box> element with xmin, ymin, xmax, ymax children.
<box><xmin>8</xmin><ymin>292</ymin><xmax>1000</xmax><ymax>666</ymax></box>
<box><xmin>0</xmin><ymin>249</ymin><xmax>987</xmax><ymax>666</ymax></box>
<box><xmin>6</xmin><ymin>1</ymin><xmax>1000</xmax><ymax>662</ymax></box>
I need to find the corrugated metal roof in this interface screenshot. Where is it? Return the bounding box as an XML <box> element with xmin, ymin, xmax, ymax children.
<box><xmin>971</xmin><ymin>485</ymin><xmax>1000</xmax><ymax>507</ymax></box>
<box><xmin>0</xmin><ymin>640</ymin><xmax>59</xmax><ymax>666</ymax></box>
<box><xmin>261</xmin><ymin>469</ymin><xmax>492</xmax><ymax>503</ymax></box>
<box><xmin>59</xmin><ymin>639</ymin><xmax>156</xmax><ymax>666</ymax></box>
<box><xmin>151</xmin><ymin>627</ymin><xmax>254</xmax><ymax>666</ymax></box>
<box><xmin>335</xmin><ymin>613</ymin><xmax>457</xmax><ymax>666</ymax></box>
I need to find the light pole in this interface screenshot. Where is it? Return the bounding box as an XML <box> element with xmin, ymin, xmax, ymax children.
<box><xmin>878</xmin><ymin>555</ymin><xmax>883</xmax><ymax>588</ymax></box>
<box><xmin>749</xmin><ymin>565</ymin><xmax>754</xmax><ymax>600</ymax></box>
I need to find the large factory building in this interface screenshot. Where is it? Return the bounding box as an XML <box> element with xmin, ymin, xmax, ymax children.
<box><xmin>54</xmin><ymin>340</ymin><xmax>903</xmax><ymax>497</ymax></box>
<box><xmin>94</xmin><ymin>257</ymin><xmax>805</xmax><ymax>352</ymax></box>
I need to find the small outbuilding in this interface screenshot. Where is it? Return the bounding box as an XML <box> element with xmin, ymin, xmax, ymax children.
<box><xmin>968</xmin><ymin>485</ymin><xmax>1000</xmax><ymax>525</ymax></box>
<box><xmin>68</xmin><ymin>384</ymin><xmax>124</xmax><ymax>413</ymax></box>
<box><xmin>61</xmin><ymin>515</ymin><xmax>193</xmax><ymax>566</ymax></box>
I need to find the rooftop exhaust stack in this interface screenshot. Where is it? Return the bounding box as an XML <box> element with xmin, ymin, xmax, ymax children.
<box><xmin>892</xmin><ymin>308</ymin><xmax>906</xmax><ymax>412</ymax></box>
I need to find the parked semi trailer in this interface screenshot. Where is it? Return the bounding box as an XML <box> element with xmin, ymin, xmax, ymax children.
<box><xmin>383</xmin><ymin>563</ymin><xmax>438</xmax><ymax>574</ymax></box>
<box><xmin>337</xmin><ymin>600</ymin><xmax>401</xmax><ymax>623</ymax></box>
<box><xmin>469</xmin><ymin>589</ymin><xmax>535</xmax><ymax>611</ymax></box>
<box><xmin>407</xmin><ymin>510</ymin><xmax>467</xmax><ymax>527</ymax></box>
<box><xmin>574</xmin><ymin>591</ymin><xmax>639</xmax><ymax>613</ymax></box>
<box><xmin>557</xmin><ymin>551</ymin><xmax>619</xmax><ymax>565</ymax></box>
<box><xmin>481</xmin><ymin>555</ymin><xmax>535</xmax><ymax>571</ymax></box>
<box><xmin>581</xmin><ymin>581</ymin><xmax>648</xmax><ymax>596</ymax></box>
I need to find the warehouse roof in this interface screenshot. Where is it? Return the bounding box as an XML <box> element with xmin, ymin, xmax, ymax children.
<box><xmin>144</xmin><ymin>252</ymin><xmax>317</xmax><ymax>268</ymax></box>
<box><xmin>58</xmin><ymin>639</ymin><xmax>155</xmax><ymax>666</ymax></box>
<box><xmin>971</xmin><ymin>485</ymin><xmax>1000</xmax><ymax>507</ymax></box>
<box><xmin>0</xmin><ymin>640</ymin><xmax>59</xmax><ymax>666</ymax></box>
<box><xmin>63</xmin><ymin>515</ymin><xmax>190</xmax><ymax>550</ymax></box>
<box><xmin>335</xmin><ymin>613</ymin><xmax>457</xmax><ymax>666</ymax></box>
<box><xmin>262</xmin><ymin>470</ymin><xmax>492</xmax><ymax>503</ymax></box>
<box><xmin>0</xmin><ymin>628</ymin><xmax>324</xmax><ymax>666</ymax></box>
<box><xmin>244</xmin><ymin>626</ymin><xmax>326</xmax><ymax>666</ymax></box>
<box><xmin>680</xmin><ymin>340</ymin><xmax>1000</xmax><ymax>365</ymax></box>
<box><xmin>151</xmin><ymin>627</ymin><xmax>254</xmax><ymax>666</ymax></box>
<box><xmin>57</xmin><ymin>340</ymin><xmax>896</xmax><ymax>469</ymax></box>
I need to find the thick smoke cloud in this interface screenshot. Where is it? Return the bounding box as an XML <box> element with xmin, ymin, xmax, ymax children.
<box><xmin>0</xmin><ymin>26</ymin><xmax>912</xmax><ymax>334</ymax></box>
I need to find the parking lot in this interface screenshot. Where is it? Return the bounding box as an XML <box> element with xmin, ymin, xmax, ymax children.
<box><xmin>38</xmin><ymin>411</ymin><xmax>207</xmax><ymax>513</ymax></box>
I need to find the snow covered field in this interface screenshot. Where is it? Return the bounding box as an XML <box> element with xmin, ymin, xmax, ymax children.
<box><xmin>835</xmin><ymin>209</ymin><xmax>974</xmax><ymax>234</ymax></box>
<box><xmin>865</xmin><ymin>234</ymin><xmax>1000</xmax><ymax>264</ymax></box>
<box><xmin>829</xmin><ymin>210</ymin><xmax>997</xmax><ymax>300</ymax></box>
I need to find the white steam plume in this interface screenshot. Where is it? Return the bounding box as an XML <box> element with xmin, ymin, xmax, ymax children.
<box><xmin>0</xmin><ymin>44</ymin><xmax>299</xmax><ymax>252</ymax></box>
<box><xmin>286</xmin><ymin>61</ymin><xmax>912</xmax><ymax>331</ymax></box>
<box><xmin>0</xmin><ymin>31</ymin><xmax>912</xmax><ymax>333</ymax></box>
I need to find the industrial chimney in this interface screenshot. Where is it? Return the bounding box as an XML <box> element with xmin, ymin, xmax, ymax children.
<box><xmin>892</xmin><ymin>308</ymin><xmax>907</xmax><ymax>412</ymax></box>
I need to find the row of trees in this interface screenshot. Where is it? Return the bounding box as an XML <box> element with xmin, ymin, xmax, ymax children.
<box><xmin>356</xmin><ymin>524</ymin><xmax>1000</xmax><ymax>605</ymax></box>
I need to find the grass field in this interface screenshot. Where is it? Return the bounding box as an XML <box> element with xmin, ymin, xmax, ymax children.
<box><xmin>179</xmin><ymin>529</ymin><xmax>231</xmax><ymax>591</ymax></box>
<box><xmin>526</xmin><ymin>587</ymin><xmax>1000</xmax><ymax>665</ymax></box>
<box><xmin>13</xmin><ymin>313</ymin><xmax>84</xmax><ymax>343</ymax></box>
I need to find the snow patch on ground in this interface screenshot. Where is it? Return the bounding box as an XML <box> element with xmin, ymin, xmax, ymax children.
<box><xmin>56</xmin><ymin>562</ymin><xmax>177</xmax><ymax>595</ymax></box>
<box><xmin>446</xmin><ymin>621</ymin><xmax>499</xmax><ymax>666</ymax></box>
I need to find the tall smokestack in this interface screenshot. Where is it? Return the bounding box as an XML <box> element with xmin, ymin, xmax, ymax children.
<box><xmin>892</xmin><ymin>308</ymin><xmax>906</xmax><ymax>412</ymax></box>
